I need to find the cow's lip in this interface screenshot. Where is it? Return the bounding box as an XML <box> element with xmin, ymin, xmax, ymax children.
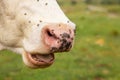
<box><xmin>26</xmin><ymin>52</ymin><xmax>54</xmax><ymax>68</ymax></box>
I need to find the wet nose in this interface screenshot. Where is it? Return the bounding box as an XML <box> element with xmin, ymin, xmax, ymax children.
<box><xmin>42</xmin><ymin>23</ymin><xmax>75</xmax><ymax>53</ymax></box>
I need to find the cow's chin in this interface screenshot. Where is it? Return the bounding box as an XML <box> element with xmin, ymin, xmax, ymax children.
<box><xmin>22</xmin><ymin>52</ymin><xmax>54</xmax><ymax>69</ymax></box>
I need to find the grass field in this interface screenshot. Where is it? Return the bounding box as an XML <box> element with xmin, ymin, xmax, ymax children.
<box><xmin>0</xmin><ymin>1</ymin><xmax>120</xmax><ymax>80</ymax></box>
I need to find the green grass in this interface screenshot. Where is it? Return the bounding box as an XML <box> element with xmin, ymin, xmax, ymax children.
<box><xmin>0</xmin><ymin>2</ymin><xmax>120</xmax><ymax>80</ymax></box>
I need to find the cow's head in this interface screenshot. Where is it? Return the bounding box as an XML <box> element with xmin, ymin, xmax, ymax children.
<box><xmin>0</xmin><ymin>0</ymin><xmax>75</xmax><ymax>68</ymax></box>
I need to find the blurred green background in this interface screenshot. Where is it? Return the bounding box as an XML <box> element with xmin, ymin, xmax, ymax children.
<box><xmin>0</xmin><ymin>0</ymin><xmax>120</xmax><ymax>80</ymax></box>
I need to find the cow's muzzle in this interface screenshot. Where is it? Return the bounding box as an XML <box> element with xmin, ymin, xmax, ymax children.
<box><xmin>22</xmin><ymin>23</ymin><xmax>75</xmax><ymax>69</ymax></box>
<box><xmin>42</xmin><ymin>23</ymin><xmax>75</xmax><ymax>53</ymax></box>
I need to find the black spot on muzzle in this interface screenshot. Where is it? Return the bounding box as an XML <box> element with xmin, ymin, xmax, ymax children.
<box><xmin>50</xmin><ymin>33</ymin><xmax>72</xmax><ymax>53</ymax></box>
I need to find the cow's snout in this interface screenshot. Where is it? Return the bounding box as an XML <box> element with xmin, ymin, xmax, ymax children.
<box><xmin>42</xmin><ymin>23</ymin><xmax>75</xmax><ymax>53</ymax></box>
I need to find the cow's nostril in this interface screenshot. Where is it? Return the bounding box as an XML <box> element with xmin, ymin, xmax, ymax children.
<box><xmin>46</xmin><ymin>29</ymin><xmax>58</xmax><ymax>39</ymax></box>
<box><xmin>47</xmin><ymin>30</ymin><xmax>53</xmax><ymax>37</ymax></box>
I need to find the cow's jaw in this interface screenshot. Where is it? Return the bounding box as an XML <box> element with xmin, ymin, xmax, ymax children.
<box><xmin>22</xmin><ymin>52</ymin><xmax>54</xmax><ymax>68</ymax></box>
<box><xmin>4</xmin><ymin>47</ymin><xmax>55</xmax><ymax>68</ymax></box>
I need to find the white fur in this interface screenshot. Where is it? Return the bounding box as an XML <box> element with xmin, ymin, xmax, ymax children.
<box><xmin>0</xmin><ymin>0</ymin><xmax>75</xmax><ymax>68</ymax></box>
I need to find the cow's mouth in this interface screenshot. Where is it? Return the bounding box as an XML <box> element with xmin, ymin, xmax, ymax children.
<box><xmin>24</xmin><ymin>52</ymin><xmax>55</xmax><ymax>68</ymax></box>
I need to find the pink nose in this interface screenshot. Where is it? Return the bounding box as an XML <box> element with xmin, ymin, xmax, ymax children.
<box><xmin>42</xmin><ymin>23</ymin><xmax>75</xmax><ymax>53</ymax></box>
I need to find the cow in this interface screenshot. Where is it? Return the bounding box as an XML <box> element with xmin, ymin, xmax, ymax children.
<box><xmin>0</xmin><ymin>0</ymin><xmax>76</xmax><ymax>69</ymax></box>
